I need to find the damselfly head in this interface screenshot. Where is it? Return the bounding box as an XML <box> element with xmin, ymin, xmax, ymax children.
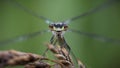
<box><xmin>49</xmin><ymin>22</ymin><xmax>68</xmax><ymax>36</ymax></box>
<box><xmin>49</xmin><ymin>22</ymin><xmax>68</xmax><ymax>31</ymax></box>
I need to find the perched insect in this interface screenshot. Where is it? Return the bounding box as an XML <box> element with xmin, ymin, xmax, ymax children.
<box><xmin>0</xmin><ymin>0</ymin><xmax>120</xmax><ymax>68</ymax></box>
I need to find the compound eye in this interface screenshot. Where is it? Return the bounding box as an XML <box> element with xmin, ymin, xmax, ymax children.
<box><xmin>64</xmin><ymin>25</ymin><xmax>68</xmax><ymax>31</ymax></box>
<box><xmin>49</xmin><ymin>25</ymin><xmax>53</xmax><ymax>29</ymax></box>
<box><xmin>64</xmin><ymin>25</ymin><xmax>68</xmax><ymax>28</ymax></box>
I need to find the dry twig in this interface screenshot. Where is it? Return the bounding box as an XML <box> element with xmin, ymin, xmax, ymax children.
<box><xmin>0</xmin><ymin>44</ymin><xmax>85</xmax><ymax>68</ymax></box>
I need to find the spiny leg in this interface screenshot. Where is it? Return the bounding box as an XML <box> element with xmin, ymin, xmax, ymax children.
<box><xmin>42</xmin><ymin>35</ymin><xmax>58</xmax><ymax>56</ymax></box>
<box><xmin>60</xmin><ymin>37</ymin><xmax>79</xmax><ymax>67</ymax></box>
<box><xmin>62</xmin><ymin>37</ymin><xmax>71</xmax><ymax>54</ymax></box>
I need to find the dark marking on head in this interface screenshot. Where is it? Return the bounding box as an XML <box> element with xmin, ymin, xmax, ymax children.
<box><xmin>53</xmin><ymin>23</ymin><xmax>64</xmax><ymax>28</ymax></box>
<box><xmin>49</xmin><ymin>22</ymin><xmax>68</xmax><ymax>31</ymax></box>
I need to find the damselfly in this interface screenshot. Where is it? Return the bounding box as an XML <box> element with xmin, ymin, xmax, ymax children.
<box><xmin>1</xmin><ymin>0</ymin><xmax>119</xmax><ymax>68</ymax></box>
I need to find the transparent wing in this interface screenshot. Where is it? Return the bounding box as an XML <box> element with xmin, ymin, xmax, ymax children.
<box><xmin>0</xmin><ymin>30</ymin><xmax>49</xmax><ymax>46</ymax></box>
<box><xmin>68</xmin><ymin>29</ymin><xmax>120</xmax><ymax>44</ymax></box>
<box><xmin>64</xmin><ymin>0</ymin><xmax>120</xmax><ymax>24</ymax></box>
<box><xmin>4</xmin><ymin>0</ymin><xmax>53</xmax><ymax>24</ymax></box>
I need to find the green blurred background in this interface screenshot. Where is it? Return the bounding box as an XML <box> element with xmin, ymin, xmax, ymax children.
<box><xmin>0</xmin><ymin>0</ymin><xmax>120</xmax><ymax>68</ymax></box>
